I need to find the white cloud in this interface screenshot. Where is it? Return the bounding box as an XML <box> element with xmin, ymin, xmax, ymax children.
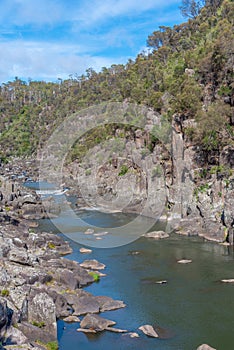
<box><xmin>0</xmin><ymin>0</ymin><xmax>181</xmax><ymax>27</ymax></box>
<box><xmin>0</xmin><ymin>0</ymin><xmax>183</xmax><ymax>83</ymax></box>
<box><xmin>0</xmin><ymin>40</ymin><xmax>127</xmax><ymax>82</ymax></box>
<box><xmin>0</xmin><ymin>0</ymin><xmax>65</xmax><ymax>26</ymax></box>
<box><xmin>75</xmin><ymin>0</ymin><xmax>181</xmax><ymax>25</ymax></box>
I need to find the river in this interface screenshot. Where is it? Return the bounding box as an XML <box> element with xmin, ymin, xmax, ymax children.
<box><xmin>26</xmin><ymin>182</ymin><xmax>234</xmax><ymax>349</ymax></box>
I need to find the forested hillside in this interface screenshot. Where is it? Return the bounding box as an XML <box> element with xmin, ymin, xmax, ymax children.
<box><xmin>0</xmin><ymin>0</ymin><xmax>233</xmax><ymax>168</ymax></box>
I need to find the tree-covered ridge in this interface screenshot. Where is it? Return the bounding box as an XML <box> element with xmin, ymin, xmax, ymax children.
<box><xmin>0</xmin><ymin>0</ymin><xmax>233</xmax><ymax>163</ymax></box>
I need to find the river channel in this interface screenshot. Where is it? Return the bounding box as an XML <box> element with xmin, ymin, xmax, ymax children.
<box><xmin>26</xmin><ymin>182</ymin><xmax>234</xmax><ymax>349</ymax></box>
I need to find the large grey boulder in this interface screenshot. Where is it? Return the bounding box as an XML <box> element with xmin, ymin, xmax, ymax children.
<box><xmin>27</xmin><ymin>292</ymin><xmax>57</xmax><ymax>341</ymax></box>
<box><xmin>4</xmin><ymin>325</ymin><xmax>28</xmax><ymax>345</ymax></box>
<box><xmin>18</xmin><ymin>321</ymin><xmax>56</xmax><ymax>344</ymax></box>
<box><xmin>8</xmin><ymin>248</ymin><xmax>32</xmax><ymax>265</ymax></box>
<box><xmin>80</xmin><ymin>313</ymin><xmax>116</xmax><ymax>331</ymax></box>
<box><xmin>72</xmin><ymin>295</ymin><xmax>100</xmax><ymax>316</ymax></box>
<box><xmin>139</xmin><ymin>324</ymin><xmax>159</xmax><ymax>338</ymax></box>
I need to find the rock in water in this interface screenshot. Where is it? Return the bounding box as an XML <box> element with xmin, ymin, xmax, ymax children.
<box><xmin>79</xmin><ymin>247</ymin><xmax>92</xmax><ymax>254</ymax></box>
<box><xmin>221</xmin><ymin>279</ymin><xmax>234</xmax><ymax>283</ymax></box>
<box><xmin>63</xmin><ymin>316</ymin><xmax>80</xmax><ymax>323</ymax></box>
<box><xmin>84</xmin><ymin>229</ymin><xmax>94</xmax><ymax>235</ymax></box>
<box><xmin>177</xmin><ymin>259</ymin><xmax>192</xmax><ymax>264</ymax></box>
<box><xmin>96</xmin><ymin>296</ymin><xmax>126</xmax><ymax>312</ymax></box>
<box><xmin>79</xmin><ymin>313</ymin><xmax>116</xmax><ymax>331</ymax></box>
<box><xmin>105</xmin><ymin>327</ymin><xmax>127</xmax><ymax>333</ymax></box>
<box><xmin>196</xmin><ymin>344</ymin><xmax>216</xmax><ymax>350</ymax></box>
<box><xmin>138</xmin><ymin>324</ymin><xmax>159</xmax><ymax>338</ymax></box>
<box><xmin>122</xmin><ymin>332</ymin><xmax>140</xmax><ymax>338</ymax></box>
<box><xmin>143</xmin><ymin>231</ymin><xmax>169</xmax><ymax>239</ymax></box>
<box><xmin>80</xmin><ymin>259</ymin><xmax>106</xmax><ymax>270</ymax></box>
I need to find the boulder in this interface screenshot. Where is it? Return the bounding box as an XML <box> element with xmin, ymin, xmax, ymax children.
<box><xmin>63</xmin><ymin>315</ymin><xmax>80</xmax><ymax>323</ymax></box>
<box><xmin>8</xmin><ymin>248</ymin><xmax>31</xmax><ymax>266</ymax></box>
<box><xmin>221</xmin><ymin>279</ymin><xmax>234</xmax><ymax>283</ymax></box>
<box><xmin>72</xmin><ymin>295</ymin><xmax>100</xmax><ymax>316</ymax></box>
<box><xmin>53</xmin><ymin>268</ymin><xmax>79</xmax><ymax>290</ymax></box>
<box><xmin>196</xmin><ymin>344</ymin><xmax>216</xmax><ymax>350</ymax></box>
<box><xmin>96</xmin><ymin>296</ymin><xmax>126</xmax><ymax>312</ymax></box>
<box><xmin>143</xmin><ymin>231</ymin><xmax>169</xmax><ymax>239</ymax></box>
<box><xmin>4</xmin><ymin>325</ymin><xmax>29</xmax><ymax>345</ymax></box>
<box><xmin>80</xmin><ymin>313</ymin><xmax>116</xmax><ymax>331</ymax></box>
<box><xmin>80</xmin><ymin>259</ymin><xmax>106</xmax><ymax>270</ymax></box>
<box><xmin>18</xmin><ymin>321</ymin><xmax>56</xmax><ymax>344</ymax></box>
<box><xmin>79</xmin><ymin>247</ymin><xmax>92</xmax><ymax>254</ymax></box>
<box><xmin>51</xmin><ymin>292</ymin><xmax>71</xmax><ymax>318</ymax></box>
<box><xmin>27</xmin><ymin>292</ymin><xmax>57</xmax><ymax>341</ymax></box>
<box><xmin>139</xmin><ymin>324</ymin><xmax>159</xmax><ymax>338</ymax></box>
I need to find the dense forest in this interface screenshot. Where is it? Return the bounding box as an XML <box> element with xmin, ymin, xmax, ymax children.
<box><xmin>0</xmin><ymin>0</ymin><xmax>233</xmax><ymax>175</ymax></box>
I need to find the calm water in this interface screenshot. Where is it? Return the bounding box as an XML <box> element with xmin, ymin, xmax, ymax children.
<box><xmin>26</xmin><ymin>182</ymin><xmax>234</xmax><ymax>350</ymax></box>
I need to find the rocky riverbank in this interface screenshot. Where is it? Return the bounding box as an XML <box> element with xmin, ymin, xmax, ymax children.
<box><xmin>0</xmin><ymin>174</ymin><xmax>126</xmax><ymax>349</ymax></box>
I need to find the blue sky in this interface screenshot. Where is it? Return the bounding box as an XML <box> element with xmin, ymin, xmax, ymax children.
<box><xmin>0</xmin><ymin>0</ymin><xmax>184</xmax><ymax>83</ymax></box>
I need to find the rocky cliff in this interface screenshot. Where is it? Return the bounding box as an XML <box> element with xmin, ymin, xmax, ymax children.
<box><xmin>63</xmin><ymin>108</ymin><xmax>233</xmax><ymax>243</ymax></box>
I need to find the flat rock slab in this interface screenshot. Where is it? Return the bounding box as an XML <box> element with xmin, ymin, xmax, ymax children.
<box><xmin>139</xmin><ymin>325</ymin><xmax>159</xmax><ymax>338</ymax></box>
<box><xmin>72</xmin><ymin>295</ymin><xmax>100</xmax><ymax>316</ymax></box>
<box><xmin>143</xmin><ymin>231</ymin><xmax>169</xmax><ymax>239</ymax></box>
<box><xmin>106</xmin><ymin>327</ymin><xmax>127</xmax><ymax>333</ymax></box>
<box><xmin>96</xmin><ymin>296</ymin><xmax>126</xmax><ymax>312</ymax></box>
<box><xmin>221</xmin><ymin>279</ymin><xmax>234</xmax><ymax>283</ymax></box>
<box><xmin>80</xmin><ymin>313</ymin><xmax>116</xmax><ymax>331</ymax></box>
<box><xmin>177</xmin><ymin>259</ymin><xmax>192</xmax><ymax>264</ymax></box>
<box><xmin>77</xmin><ymin>328</ymin><xmax>97</xmax><ymax>334</ymax></box>
<box><xmin>80</xmin><ymin>259</ymin><xmax>106</xmax><ymax>270</ymax></box>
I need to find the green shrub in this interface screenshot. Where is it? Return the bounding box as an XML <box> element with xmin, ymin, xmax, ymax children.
<box><xmin>47</xmin><ymin>242</ymin><xmax>56</xmax><ymax>249</ymax></box>
<box><xmin>1</xmin><ymin>289</ymin><xmax>10</xmax><ymax>297</ymax></box>
<box><xmin>118</xmin><ymin>164</ymin><xmax>128</xmax><ymax>176</ymax></box>
<box><xmin>36</xmin><ymin>340</ymin><xmax>59</xmax><ymax>350</ymax></box>
<box><xmin>46</xmin><ymin>342</ymin><xmax>59</xmax><ymax>350</ymax></box>
<box><xmin>88</xmin><ymin>271</ymin><xmax>100</xmax><ymax>282</ymax></box>
<box><xmin>32</xmin><ymin>321</ymin><xmax>45</xmax><ymax>328</ymax></box>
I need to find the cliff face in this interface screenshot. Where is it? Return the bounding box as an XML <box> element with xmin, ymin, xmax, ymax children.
<box><xmin>64</xmin><ymin>110</ymin><xmax>233</xmax><ymax>243</ymax></box>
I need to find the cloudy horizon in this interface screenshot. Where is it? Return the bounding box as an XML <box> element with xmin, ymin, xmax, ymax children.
<box><xmin>0</xmin><ymin>0</ymin><xmax>184</xmax><ymax>84</ymax></box>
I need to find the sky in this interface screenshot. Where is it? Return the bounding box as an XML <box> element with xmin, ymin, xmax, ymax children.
<box><xmin>0</xmin><ymin>0</ymin><xmax>184</xmax><ymax>84</ymax></box>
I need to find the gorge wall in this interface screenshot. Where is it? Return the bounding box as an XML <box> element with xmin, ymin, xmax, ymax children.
<box><xmin>64</xmin><ymin>110</ymin><xmax>234</xmax><ymax>243</ymax></box>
